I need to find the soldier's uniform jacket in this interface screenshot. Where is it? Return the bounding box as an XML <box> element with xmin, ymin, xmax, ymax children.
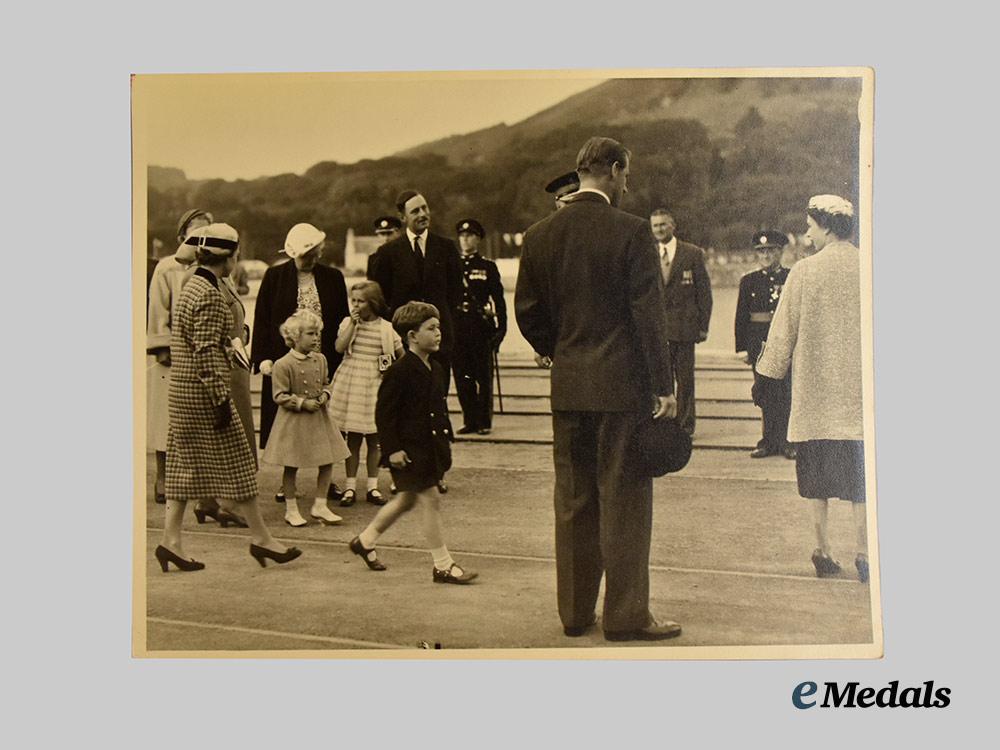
<box><xmin>457</xmin><ymin>252</ymin><xmax>507</xmax><ymax>343</ymax></box>
<box><xmin>735</xmin><ymin>262</ymin><xmax>791</xmax><ymax>362</ymax></box>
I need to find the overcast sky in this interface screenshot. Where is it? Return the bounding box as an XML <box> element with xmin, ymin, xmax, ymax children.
<box><xmin>135</xmin><ymin>73</ymin><xmax>604</xmax><ymax>181</ymax></box>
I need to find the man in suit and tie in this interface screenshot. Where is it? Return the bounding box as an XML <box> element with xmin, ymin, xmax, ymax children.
<box><xmin>516</xmin><ymin>136</ymin><xmax>682</xmax><ymax>642</ymax></box>
<box><xmin>369</xmin><ymin>190</ymin><xmax>463</xmax><ymax>392</ymax></box>
<box><xmin>651</xmin><ymin>208</ymin><xmax>713</xmax><ymax>435</ymax></box>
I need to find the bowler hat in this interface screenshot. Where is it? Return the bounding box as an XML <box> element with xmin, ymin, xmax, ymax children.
<box><xmin>631</xmin><ymin>416</ymin><xmax>692</xmax><ymax>477</ymax></box>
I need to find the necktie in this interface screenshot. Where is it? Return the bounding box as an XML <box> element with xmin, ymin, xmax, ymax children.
<box><xmin>413</xmin><ymin>236</ymin><xmax>425</xmax><ymax>280</ymax></box>
<box><xmin>660</xmin><ymin>248</ymin><xmax>671</xmax><ymax>284</ymax></box>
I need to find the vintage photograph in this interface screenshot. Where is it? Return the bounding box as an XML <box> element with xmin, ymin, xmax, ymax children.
<box><xmin>132</xmin><ymin>68</ymin><xmax>878</xmax><ymax>657</ymax></box>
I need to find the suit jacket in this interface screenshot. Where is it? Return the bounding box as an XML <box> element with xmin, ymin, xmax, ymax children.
<box><xmin>515</xmin><ymin>191</ymin><xmax>673</xmax><ymax>412</ymax></box>
<box><xmin>375</xmin><ymin>352</ymin><xmax>453</xmax><ymax>480</ymax></box>
<box><xmin>661</xmin><ymin>240</ymin><xmax>713</xmax><ymax>342</ymax></box>
<box><xmin>250</xmin><ymin>260</ymin><xmax>349</xmax><ymax>376</ymax></box>
<box><xmin>368</xmin><ymin>232</ymin><xmax>463</xmax><ymax>354</ymax></box>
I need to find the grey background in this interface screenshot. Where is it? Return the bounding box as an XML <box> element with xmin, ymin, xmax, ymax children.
<box><xmin>9</xmin><ymin>1</ymin><xmax>995</xmax><ymax>745</ymax></box>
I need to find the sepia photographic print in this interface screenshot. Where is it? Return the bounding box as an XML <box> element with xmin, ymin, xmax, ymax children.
<box><xmin>132</xmin><ymin>67</ymin><xmax>878</xmax><ymax>658</ymax></box>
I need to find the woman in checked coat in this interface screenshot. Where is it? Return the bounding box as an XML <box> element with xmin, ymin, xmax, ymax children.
<box><xmin>156</xmin><ymin>223</ymin><xmax>302</xmax><ymax>572</ymax></box>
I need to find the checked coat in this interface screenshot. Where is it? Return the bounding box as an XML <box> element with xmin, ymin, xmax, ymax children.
<box><xmin>165</xmin><ymin>268</ymin><xmax>258</xmax><ymax>503</ymax></box>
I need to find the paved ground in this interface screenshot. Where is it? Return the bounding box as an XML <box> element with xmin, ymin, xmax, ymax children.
<box><xmin>142</xmin><ymin>443</ymin><xmax>877</xmax><ymax>655</ymax></box>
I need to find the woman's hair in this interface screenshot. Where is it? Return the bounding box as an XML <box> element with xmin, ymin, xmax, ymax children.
<box><xmin>807</xmin><ymin>195</ymin><xmax>855</xmax><ymax>239</ymax></box>
<box><xmin>195</xmin><ymin>246</ymin><xmax>236</xmax><ymax>267</ymax></box>
<box><xmin>279</xmin><ymin>309</ymin><xmax>324</xmax><ymax>347</ymax></box>
<box><xmin>392</xmin><ymin>301</ymin><xmax>439</xmax><ymax>340</ymax></box>
<box><xmin>350</xmin><ymin>280</ymin><xmax>387</xmax><ymax>316</ymax></box>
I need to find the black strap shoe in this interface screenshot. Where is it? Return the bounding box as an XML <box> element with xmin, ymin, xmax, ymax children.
<box><xmin>349</xmin><ymin>536</ymin><xmax>387</xmax><ymax>571</ymax></box>
<box><xmin>432</xmin><ymin>563</ymin><xmax>477</xmax><ymax>584</ymax></box>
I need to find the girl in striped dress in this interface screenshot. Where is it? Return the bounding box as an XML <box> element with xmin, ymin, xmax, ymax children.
<box><xmin>329</xmin><ymin>281</ymin><xmax>403</xmax><ymax>507</ymax></box>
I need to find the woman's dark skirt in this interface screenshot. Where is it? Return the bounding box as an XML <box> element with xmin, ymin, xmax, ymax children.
<box><xmin>795</xmin><ymin>439</ymin><xmax>866</xmax><ymax>502</ymax></box>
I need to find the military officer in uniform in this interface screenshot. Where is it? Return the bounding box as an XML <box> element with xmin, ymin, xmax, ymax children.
<box><xmin>735</xmin><ymin>230</ymin><xmax>796</xmax><ymax>459</ymax></box>
<box><xmin>452</xmin><ymin>219</ymin><xmax>507</xmax><ymax>435</ymax></box>
<box><xmin>367</xmin><ymin>215</ymin><xmax>402</xmax><ymax>277</ymax></box>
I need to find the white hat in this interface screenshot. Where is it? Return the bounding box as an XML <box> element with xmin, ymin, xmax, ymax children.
<box><xmin>282</xmin><ymin>223</ymin><xmax>326</xmax><ymax>258</ymax></box>
<box><xmin>182</xmin><ymin>223</ymin><xmax>240</xmax><ymax>256</ymax></box>
<box><xmin>808</xmin><ymin>195</ymin><xmax>854</xmax><ymax>217</ymax></box>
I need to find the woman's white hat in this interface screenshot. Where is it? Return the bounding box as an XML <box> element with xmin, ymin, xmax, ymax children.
<box><xmin>182</xmin><ymin>223</ymin><xmax>240</xmax><ymax>255</ymax></box>
<box><xmin>282</xmin><ymin>223</ymin><xmax>326</xmax><ymax>258</ymax></box>
<box><xmin>808</xmin><ymin>195</ymin><xmax>854</xmax><ymax>217</ymax></box>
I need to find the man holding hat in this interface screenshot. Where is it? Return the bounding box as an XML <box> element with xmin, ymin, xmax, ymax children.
<box><xmin>147</xmin><ymin>208</ymin><xmax>214</xmax><ymax>504</ymax></box>
<box><xmin>517</xmin><ymin>136</ymin><xmax>681</xmax><ymax>642</ymax></box>
<box><xmin>544</xmin><ymin>171</ymin><xmax>580</xmax><ymax>211</ymax></box>
<box><xmin>735</xmin><ymin>230</ymin><xmax>796</xmax><ymax>459</ymax></box>
<box><xmin>453</xmin><ymin>219</ymin><xmax>507</xmax><ymax>435</ymax></box>
<box><xmin>366</xmin><ymin>215</ymin><xmax>402</xmax><ymax>277</ymax></box>
<box><xmin>251</xmin><ymin>223</ymin><xmax>350</xmax><ymax>464</ymax></box>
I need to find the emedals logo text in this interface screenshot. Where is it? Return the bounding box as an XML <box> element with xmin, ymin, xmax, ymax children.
<box><xmin>792</xmin><ymin>681</ymin><xmax>951</xmax><ymax>709</ymax></box>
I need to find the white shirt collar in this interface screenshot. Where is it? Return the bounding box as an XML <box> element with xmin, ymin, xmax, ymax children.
<box><xmin>658</xmin><ymin>235</ymin><xmax>677</xmax><ymax>262</ymax></box>
<box><xmin>406</xmin><ymin>227</ymin><xmax>428</xmax><ymax>246</ymax></box>
<box><xmin>290</xmin><ymin>349</ymin><xmax>312</xmax><ymax>360</ymax></box>
<box><xmin>573</xmin><ymin>187</ymin><xmax>611</xmax><ymax>204</ymax></box>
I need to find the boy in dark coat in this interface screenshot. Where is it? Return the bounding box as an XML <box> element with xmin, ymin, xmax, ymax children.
<box><xmin>348</xmin><ymin>302</ymin><xmax>478</xmax><ymax>584</ymax></box>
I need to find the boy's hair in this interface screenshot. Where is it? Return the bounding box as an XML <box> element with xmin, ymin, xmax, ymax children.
<box><xmin>392</xmin><ymin>301</ymin><xmax>439</xmax><ymax>340</ymax></box>
<box><xmin>350</xmin><ymin>280</ymin><xmax>387</xmax><ymax>316</ymax></box>
<box><xmin>279</xmin><ymin>309</ymin><xmax>323</xmax><ymax>347</ymax></box>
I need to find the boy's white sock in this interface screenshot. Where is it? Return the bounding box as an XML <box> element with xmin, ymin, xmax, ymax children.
<box><xmin>431</xmin><ymin>546</ymin><xmax>454</xmax><ymax>571</ymax></box>
<box><xmin>366</xmin><ymin>476</ymin><xmax>378</xmax><ymax>491</ymax></box>
<box><xmin>346</xmin><ymin>477</ymin><xmax>357</xmax><ymax>492</ymax></box>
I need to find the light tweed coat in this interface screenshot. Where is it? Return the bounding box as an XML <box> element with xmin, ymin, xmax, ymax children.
<box><xmin>165</xmin><ymin>268</ymin><xmax>258</xmax><ymax>502</ymax></box>
<box><xmin>756</xmin><ymin>241</ymin><xmax>864</xmax><ymax>443</ymax></box>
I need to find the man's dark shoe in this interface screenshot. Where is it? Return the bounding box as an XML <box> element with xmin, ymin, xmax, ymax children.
<box><xmin>812</xmin><ymin>549</ymin><xmax>842</xmax><ymax>578</ymax></box>
<box><xmin>604</xmin><ymin>618</ymin><xmax>682</xmax><ymax>642</ymax></box>
<box><xmin>783</xmin><ymin>445</ymin><xmax>798</xmax><ymax>460</ymax></box>
<box><xmin>432</xmin><ymin>563</ymin><xmax>477</xmax><ymax>584</ymax></box>
<box><xmin>750</xmin><ymin>446</ymin><xmax>774</xmax><ymax>459</ymax></box>
<box><xmin>563</xmin><ymin>613</ymin><xmax>598</xmax><ymax>637</ymax></box>
<box><xmin>437</xmin><ymin>480</ymin><xmax>448</xmax><ymax>494</ymax></box>
<box><xmin>456</xmin><ymin>425</ymin><xmax>476</xmax><ymax>435</ymax></box>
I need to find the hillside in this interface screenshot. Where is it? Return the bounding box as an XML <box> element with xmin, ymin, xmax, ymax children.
<box><xmin>145</xmin><ymin>75</ymin><xmax>863</xmax><ymax>265</ymax></box>
<box><xmin>398</xmin><ymin>77</ymin><xmax>861</xmax><ymax>165</ymax></box>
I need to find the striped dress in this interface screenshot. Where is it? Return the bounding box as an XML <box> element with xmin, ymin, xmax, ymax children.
<box><xmin>329</xmin><ymin>317</ymin><xmax>400</xmax><ymax>434</ymax></box>
<box><xmin>165</xmin><ymin>269</ymin><xmax>258</xmax><ymax>503</ymax></box>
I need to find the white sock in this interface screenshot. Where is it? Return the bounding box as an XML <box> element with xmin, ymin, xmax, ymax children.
<box><xmin>431</xmin><ymin>546</ymin><xmax>454</xmax><ymax>571</ymax></box>
<box><xmin>359</xmin><ymin>527</ymin><xmax>380</xmax><ymax>549</ymax></box>
<box><xmin>366</xmin><ymin>476</ymin><xmax>378</xmax><ymax>491</ymax></box>
<box><xmin>346</xmin><ymin>477</ymin><xmax>357</xmax><ymax>491</ymax></box>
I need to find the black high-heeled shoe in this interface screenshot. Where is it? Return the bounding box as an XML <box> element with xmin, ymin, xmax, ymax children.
<box><xmin>249</xmin><ymin>543</ymin><xmax>303</xmax><ymax>568</ymax></box>
<box><xmin>218</xmin><ymin>509</ymin><xmax>249</xmax><ymax>528</ymax></box>
<box><xmin>154</xmin><ymin>544</ymin><xmax>205</xmax><ymax>572</ymax></box>
<box><xmin>193</xmin><ymin>505</ymin><xmax>221</xmax><ymax>525</ymax></box>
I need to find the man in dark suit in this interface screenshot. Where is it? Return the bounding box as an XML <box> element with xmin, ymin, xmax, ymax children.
<box><xmin>735</xmin><ymin>230</ymin><xmax>796</xmax><ymax>459</ymax></box>
<box><xmin>516</xmin><ymin>136</ymin><xmax>682</xmax><ymax>642</ymax></box>
<box><xmin>651</xmin><ymin>209</ymin><xmax>713</xmax><ymax>435</ymax></box>
<box><xmin>369</xmin><ymin>190</ymin><xmax>463</xmax><ymax>392</ymax></box>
